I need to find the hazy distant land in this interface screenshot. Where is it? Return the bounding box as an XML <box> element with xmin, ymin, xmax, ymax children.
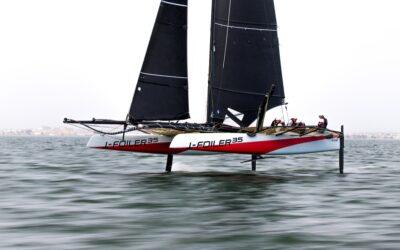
<box><xmin>346</xmin><ymin>132</ymin><xmax>400</xmax><ymax>140</ymax></box>
<box><xmin>0</xmin><ymin>127</ymin><xmax>91</xmax><ymax>137</ymax></box>
<box><xmin>0</xmin><ymin>127</ymin><xmax>399</xmax><ymax>140</ymax></box>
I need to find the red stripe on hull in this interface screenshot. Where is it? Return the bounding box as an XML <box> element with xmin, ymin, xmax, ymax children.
<box><xmin>97</xmin><ymin>142</ymin><xmax>186</xmax><ymax>154</ymax></box>
<box><xmin>190</xmin><ymin>136</ymin><xmax>330</xmax><ymax>154</ymax></box>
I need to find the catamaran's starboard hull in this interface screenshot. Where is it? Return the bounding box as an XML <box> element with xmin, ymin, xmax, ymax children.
<box><xmin>87</xmin><ymin>132</ymin><xmax>339</xmax><ymax>156</ymax></box>
<box><xmin>169</xmin><ymin>132</ymin><xmax>339</xmax><ymax>155</ymax></box>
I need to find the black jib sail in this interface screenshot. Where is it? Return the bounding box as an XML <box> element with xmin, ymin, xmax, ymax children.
<box><xmin>129</xmin><ymin>0</ymin><xmax>190</xmax><ymax>122</ymax></box>
<box><xmin>207</xmin><ymin>0</ymin><xmax>285</xmax><ymax>127</ymax></box>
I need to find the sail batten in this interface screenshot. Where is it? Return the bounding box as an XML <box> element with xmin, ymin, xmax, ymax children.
<box><xmin>161</xmin><ymin>0</ymin><xmax>187</xmax><ymax>8</ymax></box>
<box><xmin>214</xmin><ymin>22</ymin><xmax>277</xmax><ymax>32</ymax></box>
<box><xmin>211</xmin><ymin>85</ymin><xmax>284</xmax><ymax>97</ymax></box>
<box><xmin>140</xmin><ymin>72</ymin><xmax>188</xmax><ymax>80</ymax></box>
<box><xmin>129</xmin><ymin>0</ymin><xmax>189</xmax><ymax>122</ymax></box>
<box><xmin>207</xmin><ymin>0</ymin><xmax>285</xmax><ymax>127</ymax></box>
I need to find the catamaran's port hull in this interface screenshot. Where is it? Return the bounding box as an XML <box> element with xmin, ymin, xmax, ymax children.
<box><xmin>87</xmin><ymin>132</ymin><xmax>339</xmax><ymax>156</ymax></box>
<box><xmin>87</xmin><ymin>134</ymin><xmax>183</xmax><ymax>154</ymax></box>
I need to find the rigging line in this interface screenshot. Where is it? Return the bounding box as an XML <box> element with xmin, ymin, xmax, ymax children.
<box><xmin>72</xmin><ymin>122</ymin><xmax>136</xmax><ymax>135</ymax></box>
<box><xmin>222</xmin><ymin>0</ymin><xmax>232</xmax><ymax>69</ymax></box>
<box><xmin>285</xmin><ymin>104</ymin><xmax>290</xmax><ymax>123</ymax></box>
<box><xmin>69</xmin><ymin>123</ymin><xmax>94</xmax><ymax>134</ymax></box>
<box><xmin>281</xmin><ymin>104</ymin><xmax>286</xmax><ymax>124</ymax></box>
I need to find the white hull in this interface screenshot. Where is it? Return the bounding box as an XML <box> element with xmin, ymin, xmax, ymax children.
<box><xmin>170</xmin><ymin>132</ymin><xmax>339</xmax><ymax>155</ymax></box>
<box><xmin>87</xmin><ymin>131</ymin><xmax>339</xmax><ymax>156</ymax></box>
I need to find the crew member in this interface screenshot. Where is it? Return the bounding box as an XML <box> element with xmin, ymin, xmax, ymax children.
<box><xmin>288</xmin><ymin>118</ymin><xmax>298</xmax><ymax>127</ymax></box>
<box><xmin>318</xmin><ymin>115</ymin><xmax>328</xmax><ymax>128</ymax></box>
<box><xmin>271</xmin><ymin>119</ymin><xmax>282</xmax><ymax>127</ymax></box>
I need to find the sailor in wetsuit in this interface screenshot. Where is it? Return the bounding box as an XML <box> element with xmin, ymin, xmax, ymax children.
<box><xmin>288</xmin><ymin>118</ymin><xmax>298</xmax><ymax>127</ymax></box>
<box><xmin>271</xmin><ymin>119</ymin><xmax>283</xmax><ymax>127</ymax></box>
<box><xmin>318</xmin><ymin>115</ymin><xmax>328</xmax><ymax>128</ymax></box>
<box><xmin>298</xmin><ymin>121</ymin><xmax>306</xmax><ymax>127</ymax></box>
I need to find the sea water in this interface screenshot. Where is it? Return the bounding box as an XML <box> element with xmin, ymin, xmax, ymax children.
<box><xmin>1</xmin><ymin>137</ymin><xmax>400</xmax><ymax>250</ymax></box>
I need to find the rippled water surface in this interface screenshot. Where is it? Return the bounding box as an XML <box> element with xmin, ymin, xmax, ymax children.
<box><xmin>1</xmin><ymin>137</ymin><xmax>400</xmax><ymax>249</ymax></box>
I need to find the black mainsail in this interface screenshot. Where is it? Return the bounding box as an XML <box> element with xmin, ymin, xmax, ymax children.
<box><xmin>129</xmin><ymin>0</ymin><xmax>190</xmax><ymax>122</ymax></box>
<box><xmin>207</xmin><ymin>0</ymin><xmax>285</xmax><ymax>127</ymax></box>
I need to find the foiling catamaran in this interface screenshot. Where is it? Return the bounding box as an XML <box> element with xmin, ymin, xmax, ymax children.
<box><xmin>64</xmin><ymin>0</ymin><xmax>345</xmax><ymax>172</ymax></box>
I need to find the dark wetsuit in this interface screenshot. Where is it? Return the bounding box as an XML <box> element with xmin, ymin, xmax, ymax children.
<box><xmin>319</xmin><ymin>118</ymin><xmax>328</xmax><ymax>128</ymax></box>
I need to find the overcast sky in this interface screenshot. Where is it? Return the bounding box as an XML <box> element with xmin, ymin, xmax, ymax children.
<box><xmin>1</xmin><ymin>0</ymin><xmax>399</xmax><ymax>132</ymax></box>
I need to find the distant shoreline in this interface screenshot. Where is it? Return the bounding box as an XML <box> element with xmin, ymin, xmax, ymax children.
<box><xmin>1</xmin><ymin>128</ymin><xmax>399</xmax><ymax>140</ymax></box>
<box><xmin>0</xmin><ymin>127</ymin><xmax>91</xmax><ymax>137</ymax></box>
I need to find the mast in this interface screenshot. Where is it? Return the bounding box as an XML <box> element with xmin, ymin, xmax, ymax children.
<box><xmin>129</xmin><ymin>0</ymin><xmax>190</xmax><ymax>122</ymax></box>
<box><xmin>207</xmin><ymin>0</ymin><xmax>218</xmax><ymax>124</ymax></box>
<box><xmin>207</xmin><ymin>0</ymin><xmax>285</xmax><ymax>127</ymax></box>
